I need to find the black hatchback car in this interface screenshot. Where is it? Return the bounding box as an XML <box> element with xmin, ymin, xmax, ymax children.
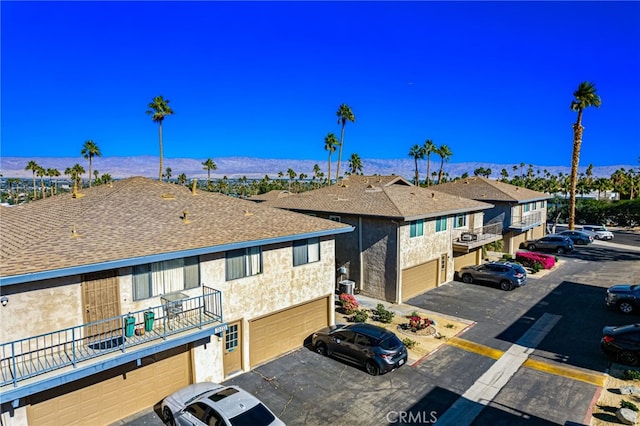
<box><xmin>311</xmin><ymin>323</ymin><xmax>408</xmax><ymax>375</ymax></box>
<box><xmin>601</xmin><ymin>323</ymin><xmax>640</xmax><ymax>365</ymax></box>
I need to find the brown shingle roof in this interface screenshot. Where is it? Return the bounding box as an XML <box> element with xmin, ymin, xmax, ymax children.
<box><xmin>248</xmin><ymin>190</ymin><xmax>295</xmax><ymax>202</ymax></box>
<box><xmin>433</xmin><ymin>176</ymin><xmax>551</xmax><ymax>203</ymax></box>
<box><xmin>264</xmin><ymin>175</ymin><xmax>492</xmax><ymax>219</ymax></box>
<box><xmin>0</xmin><ymin>177</ymin><xmax>351</xmax><ymax>279</ymax></box>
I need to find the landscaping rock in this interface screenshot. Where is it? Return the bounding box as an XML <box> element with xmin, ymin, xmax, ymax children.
<box><xmin>616</xmin><ymin>407</ymin><xmax>637</xmax><ymax>425</ymax></box>
<box><xmin>621</xmin><ymin>385</ymin><xmax>640</xmax><ymax>395</ymax></box>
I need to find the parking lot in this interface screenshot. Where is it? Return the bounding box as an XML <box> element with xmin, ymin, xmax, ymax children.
<box><xmin>120</xmin><ymin>233</ymin><xmax>640</xmax><ymax>426</ymax></box>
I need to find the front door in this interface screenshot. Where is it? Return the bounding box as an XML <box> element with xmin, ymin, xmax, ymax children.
<box><xmin>82</xmin><ymin>270</ymin><xmax>120</xmax><ymax>343</ymax></box>
<box><xmin>224</xmin><ymin>321</ymin><xmax>243</xmax><ymax>377</ymax></box>
<box><xmin>439</xmin><ymin>254</ymin><xmax>448</xmax><ymax>284</ymax></box>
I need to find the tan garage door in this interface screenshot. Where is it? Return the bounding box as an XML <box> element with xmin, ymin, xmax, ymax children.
<box><xmin>28</xmin><ymin>348</ymin><xmax>191</xmax><ymax>426</ymax></box>
<box><xmin>250</xmin><ymin>297</ymin><xmax>329</xmax><ymax>368</ymax></box>
<box><xmin>401</xmin><ymin>259</ymin><xmax>438</xmax><ymax>302</ymax></box>
<box><xmin>454</xmin><ymin>250</ymin><xmax>478</xmax><ymax>272</ymax></box>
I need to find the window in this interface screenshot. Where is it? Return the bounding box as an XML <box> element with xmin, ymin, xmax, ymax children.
<box><xmin>454</xmin><ymin>214</ymin><xmax>467</xmax><ymax>228</ymax></box>
<box><xmin>435</xmin><ymin>216</ymin><xmax>447</xmax><ymax>232</ymax></box>
<box><xmin>410</xmin><ymin>219</ymin><xmax>424</xmax><ymax>238</ymax></box>
<box><xmin>293</xmin><ymin>238</ymin><xmax>320</xmax><ymax>266</ymax></box>
<box><xmin>225</xmin><ymin>323</ymin><xmax>239</xmax><ymax>353</ymax></box>
<box><xmin>132</xmin><ymin>256</ymin><xmax>200</xmax><ymax>300</ymax></box>
<box><xmin>225</xmin><ymin>247</ymin><xmax>262</xmax><ymax>280</ymax></box>
<box><xmin>329</xmin><ymin>215</ymin><xmax>341</xmax><ymax>222</ymax></box>
<box><xmin>524</xmin><ymin>203</ymin><xmax>530</xmax><ymax>212</ymax></box>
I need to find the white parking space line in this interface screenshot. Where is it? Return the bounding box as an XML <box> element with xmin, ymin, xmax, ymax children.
<box><xmin>435</xmin><ymin>313</ymin><xmax>561</xmax><ymax>425</ymax></box>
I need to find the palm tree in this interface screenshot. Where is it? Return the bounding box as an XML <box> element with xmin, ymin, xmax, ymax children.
<box><xmin>36</xmin><ymin>166</ymin><xmax>46</xmax><ymax>199</ymax></box>
<box><xmin>25</xmin><ymin>160</ymin><xmax>39</xmax><ymax>200</ymax></box>
<box><xmin>164</xmin><ymin>167</ymin><xmax>172</xmax><ymax>182</ymax></box>
<box><xmin>287</xmin><ymin>168</ymin><xmax>297</xmax><ymax>192</ymax></box>
<box><xmin>66</xmin><ymin>163</ymin><xmax>86</xmax><ymax>190</ymax></box>
<box><xmin>335</xmin><ymin>104</ymin><xmax>355</xmax><ymax>182</ymax></box>
<box><xmin>324</xmin><ymin>133</ymin><xmax>339</xmax><ymax>186</ymax></box>
<box><xmin>146</xmin><ymin>95</ymin><xmax>175</xmax><ymax>180</ymax></box>
<box><xmin>202</xmin><ymin>158</ymin><xmax>217</xmax><ymax>188</ymax></box>
<box><xmin>348</xmin><ymin>153</ymin><xmax>363</xmax><ymax>175</ymax></box>
<box><xmin>177</xmin><ymin>173</ymin><xmax>188</xmax><ymax>186</ymax></box>
<box><xmin>81</xmin><ymin>140</ymin><xmax>101</xmax><ymax>188</ymax></box>
<box><xmin>100</xmin><ymin>173</ymin><xmax>113</xmax><ymax>185</ymax></box>
<box><xmin>408</xmin><ymin>144</ymin><xmax>424</xmax><ymax>186</ymax></box>
<box><xmin>436</xmin><ymin>144</ymin><xmax>453</xmax><ymax>184</ymax></box>
<box><xmin>93</xmin><ymin>170</ymin><xmax>100</xmax><ymax>185</ymax></box>
<box><xmin>568</xmin><ymin>82</ymin><xmax>601</xmax><ymax>229</ymax></box>
<box><xmin>423</xmin><ymin>139</ymin><xmax>436</xmax><ymax>186</ymax></box>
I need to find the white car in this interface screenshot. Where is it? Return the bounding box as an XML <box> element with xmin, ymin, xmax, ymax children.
<box><xmin>161</xmin><ymin>382</ymin><xmax>285</xmax><ymax>426</ymax></box>
<box><xmin>581</xmin><ymin>225</ymin><xmax>614</xmax><ymax>240</ymax></box>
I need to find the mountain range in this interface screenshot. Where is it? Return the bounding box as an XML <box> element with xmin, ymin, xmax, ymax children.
<box><xmin>0</xmin><ymin>156</ymin><xmax>634</xmax><ymax>181</ymax></box>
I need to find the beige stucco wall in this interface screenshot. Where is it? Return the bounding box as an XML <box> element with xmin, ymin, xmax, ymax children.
<box><xmin>400</xmin><ymin>216</ymin><xmax>454</xmax><ymax>282</ymax></box>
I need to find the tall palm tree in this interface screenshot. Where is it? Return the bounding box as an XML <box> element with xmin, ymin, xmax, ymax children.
<box><xmin>348</xmin><ymin>153</ymin><xmax>363</xmax><ymax>175</ymax></box>
<box><xmin>25</xmin><ymin>160</ymin><xmax>39</xmax><ymax>200</ymax></box>
<box><xmin>287</xmin><ymin>168</ymin><xmax>297</xmax><ymax>192</ymax></box>
<box><xmin>323</xmin><ymin>133</ymin><xmax>339</xmax><ymax>186</ymax></box>
<box><xmin>569</xmin><ymin>82</ymin><xmax>601</xmax><ymax>229</ymax></box>
<box><xmin>436</xmin><ymin>144</ymin><xmax>453</xmax><ymax>184</ymax></box>
<box><xmin>164</xmin><ymin>167</ymin><xmax>172</xmax><ymax>182</ymax></box>
<box><xmin>177</xmin><ymin>173</ymin><xmax>187</xmax><ymax>186</ymax></box>
<box><xmin>335</xmin><ymin>104</ymin><xmax>355</xmax><ymax>182</ymax></box>
<box><xmin>81</xmin><ymin>140</ymin><xmax>101</xmax><ymax>188</ymax></box>
<box><xmin>36</xmin><ymin>166</ymin><xmax>46</xmax><ymax>199</ymax></box>
<box><xmin>423</xmin><ymin>139</ymin><xmax>436</xmax><ymax>186</ymax></box>
<box><xmin>146</xmin><ymin>95</ymin><xmax>175</xmax><ymax>181</ymax></box>
<box><xmin>202</xmin><ymin>158</ymin><xmax>217</xmax><ymax>188</ymax></box>
<box><xmin>408</xmin><ymin>144</ymin><xmax>424</xmax><ymax>186</ymax></box>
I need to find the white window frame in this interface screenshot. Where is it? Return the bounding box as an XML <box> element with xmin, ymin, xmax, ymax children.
<box><xmin>132</xmin><ymin>256</ymin><xmax>200</xmax><ymax>301</ymax></box>
<box><xmin>225</xmin><ymin>247</ymin><xmax>262</xmax><ymax>281</ymax></box>
<box><xmin>454</xmin><ymin>214</ymin><xmax>467</xmax><ymax>229</ymax></box>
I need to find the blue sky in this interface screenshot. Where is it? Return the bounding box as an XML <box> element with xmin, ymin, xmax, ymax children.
<box><xmin>2</xmin><ymin>1</ymin><xmax>639</xmax><ymax>167</ymax></box>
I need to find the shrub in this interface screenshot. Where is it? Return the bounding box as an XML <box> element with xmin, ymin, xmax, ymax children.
<box><xmin>502</xmin><ymin>254</ymin><xmax>513</xmax><ymax>261</ymax></box>
<box><xmin>374</xmin><ymin>303</ymin><xmax>395</xmax><ymax>324</ymax></box>
<box><xmin>339</xmin><ymin>293</ymin><xmax>359</xmax><ymax>314</ymax></box>
<box><xmin>402</xmin><ymin>338</ymin><xmax>419</xmax><ymax>349</ymax></box>
<box><xmin>621</xmin><ymin>400</ymin><xmax>639</xmax><ymax>412</ymax></box>
<box><xmin>516</xmin><ymin>251</ymin><xmax>556</xmax><ymax>270</ymax></box>
<box><xmin>352</xmin><ymin>309</ymin><xmax>369</xmax><ymax>323</ymax></box>
<box><xmin>623</xmin><ymin>370</ymin><xmax>640</xmax><ymax>381</ymax></box>
<box><xmin>531</xmin><ymin>262</ymin><xmax>543</xmax><ymax>273</ymax></box>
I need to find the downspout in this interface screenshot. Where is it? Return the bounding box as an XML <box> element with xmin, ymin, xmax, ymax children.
<box><xmin>358</xmin><ymin>216</ymin><xmax>363</xmax><ymax>292</ymax></box>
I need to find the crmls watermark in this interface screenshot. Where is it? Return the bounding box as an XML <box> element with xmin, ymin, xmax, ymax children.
<box><xmin>386</xmin><ymin>410</ymin><xmax>438</xmax><ymax>424</ymax></box>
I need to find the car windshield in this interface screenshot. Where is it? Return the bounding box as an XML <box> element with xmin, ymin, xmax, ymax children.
<box><xmin>379</xmin><ymin>334</ymin><xmax>403</xmax><ymax>350</ymax></box>
<box><xmin>229</xmin><ymin>403</ymin><xmax>276</xmax><ymax>426</ymax></box>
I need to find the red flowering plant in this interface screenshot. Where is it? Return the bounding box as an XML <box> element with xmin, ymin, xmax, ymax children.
<box><xmin>338</xmin><ymin>293</ymin><xmax>359</xmax><ymax>314</ymax></box>
<box><xmin>407</xmin><ymin>315</ymin><xmax>435</xmax><ymax>332</ymax></box>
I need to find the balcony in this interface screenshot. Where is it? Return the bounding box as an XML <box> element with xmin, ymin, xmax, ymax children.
<box><xmin>509</xmin><ymin>211</ymin><xmax>543</xmax><ymax>232</ymax></box>
<box><xmin>0</xmin><ymin>286</ymin><xmax>225</xmax><ymax>402</ymax></box>
<box><xmin>452</xmin><ymin>222</ymin><xmax>503</xmax><ymax>252</ymax></box>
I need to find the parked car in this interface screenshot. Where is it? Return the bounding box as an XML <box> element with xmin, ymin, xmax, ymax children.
<box><xmin>601</xmin><ymin>323</ymin><xmax>640</xmax><ymax>365</ymax></box>
<box><xmin>559</xmin><ymin>230</ymin><xmax>594</xmax><ymax>245</ymax></box>
<box><xmin>605</xmin><ymin>284</ymin><xmax>640</xmax><ymax>314</ymax></box>
<box><xmin>458</xmin><ymin>261</ymin><xmax>527</xmax><ymax>291</ymax></box>
<box><xmin>312</xmin><ymin>323</ymin><xmax>408</xmax><ymax>376</ymax></box>
<box><xmin>525</xmin><ymin>235</ymin><xmax>574</xmax><ymax>254</ymax></box>
<box><xmin>160</xmin><ymin>382</ymin><xmax>285</xmax><ymax>426</ymax></box>
<box><xmin>581</xmin><ymin>225</ymin><xmax>614</xmax><ymax>240</ymax></box>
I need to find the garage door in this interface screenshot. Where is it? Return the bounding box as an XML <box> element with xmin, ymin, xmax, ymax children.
<box><xmin>454</xmin><ymin>250</ymin><xmax>478</xmax><ymax>272</ymax></box>
<box><xmin>28</xmin><ymin>348</ymin><xmax>191</xmax><ymax>425</ymax></box>
<box><xmin>250</xmin><ymin>297</ymin><xmax>329</xmax><ymax>368</ymax></box>
<box><xmin>401</xmin><ymin>259</ymin><xmax>438</xmax><ymax>302</ymax></box>
<box><xmin>531</xmin><ymin>224</ymin><xmax>545</xmax><ymax>239</ymax></box>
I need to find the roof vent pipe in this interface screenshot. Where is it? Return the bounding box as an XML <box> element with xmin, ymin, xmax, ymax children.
<box><xmin>191</xmin><ymin>179</ymin><xmax>198</xmax><ymax>195</ymax></box>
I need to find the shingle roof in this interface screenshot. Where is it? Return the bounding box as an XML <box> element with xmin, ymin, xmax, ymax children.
<box><xmin>248</xmin><ymin>190</ymin><xmax>295</xmax><ymax>202</ymax></box>
<box><xmin>0</xmin><ymin>177</ymin><xmax>351</xmax><ymax>279</ymax></box>
<box><xmin>263</xmin><ymin>175</ymin><xmax>493</xmax><ymax>219</ymax></box>
<box><xmin>433</xmin><ymin>177</ymin><xmax>551</xmax><ymax>203</ymax></box>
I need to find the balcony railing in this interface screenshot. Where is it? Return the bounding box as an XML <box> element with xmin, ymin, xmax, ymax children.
<box><xmin>509</xmin><ymin>211</ymin><xmax>542</xmax><ymax>231</ymax></box>
<box><xmin>452</xmin><ymin>222</ymin><xmax>503</xmax><ymax>251</ymax></box>
<box><xmin>0</xmin><ymin>286</ymin><xmax>223</xmax><ymax>388</ymax></box>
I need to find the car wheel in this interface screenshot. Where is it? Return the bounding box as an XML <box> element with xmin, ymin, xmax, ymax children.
<box><xmin>557</xmin><ymin>247</ymin><xmax>566</xmax><ymax>254</ymax></box>
<box><xmin>619</xmin><ymin>351</ymin><xmax>640</xmax><ymax>366</ymax></box>
<box><xmin>462</xmin><ymin>274</ymin><xmax>473</xmax><ymax>284</ymax></box>
<box><xmin>527</xmin><ymin>244</ymin><xmax>536</xmax><ymax>251</ymax></box>
<box><xmin>577</xmin><ymin>239</ymin><xmax>586</xmax><ymax>245</ymax></box>
<box><xmin>500</xmin><ymin>280</ymin><xmax>513</xmax><ymax>291</ymax></box>
<box><xmin>365</xmin><ymin>360</ymin><xmax>379</xmax><ymax>376</ymax></box>
<box><xmin>618</xmin><ymin>301</ymin><xmax>635</xmax><ymax>314</ymax></box>
<box><xmin>163</xmin><ymin>406</ymin><xmax>176</xmax><ymax>426</ymax></box>
<box><xmin>594</xmin><ymin>235</ymin><xmax>601</xmax><ymax>240</ymax></box>
<box><xmin>315</xmin><ymin>342</ymin><xmax>328</xmax><ymax>356</ymax></box>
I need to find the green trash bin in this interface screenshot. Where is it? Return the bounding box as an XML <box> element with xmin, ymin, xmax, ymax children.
<box><xmin>124</xmin><ymin>315</ymin><xmax>135</xmax><ymax>337</ymax></box>
<box><xmin>144</xmin><ymin>311</ymin><xmax>155</xmax><ymax>332</ymax></box>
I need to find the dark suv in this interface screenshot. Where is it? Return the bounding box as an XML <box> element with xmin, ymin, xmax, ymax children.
<box><xmin>601</xmin><ymin>323</ymin><xmax>640</xmax><ymax>365</ymax></box>
<box><xmin>311</xmin><ymin>323</ymin><xmax>408</xmax><ymax>375</ymax></box>
<box><xmin>525</xmin><ymin>235</ymin><xmax>574</xmax><ymax>254</ymax></box>
<box><xmin>605</xmin><ymin>284</ymin><xmax>640</xmax><ymax>314</ymax></box>
<box><xmin>458</xmin><ymin>261</ymin><xmax>527</xmax><ymax>291</ymax></box>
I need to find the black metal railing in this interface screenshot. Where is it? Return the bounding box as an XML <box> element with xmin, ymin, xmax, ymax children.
<box><xmin>0</xmin><ymin>286</ymin><xmax>222</xmax><ymax>388</ymax></box>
